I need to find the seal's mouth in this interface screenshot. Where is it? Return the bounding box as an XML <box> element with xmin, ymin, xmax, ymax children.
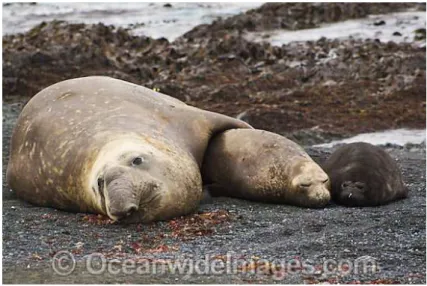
<box><xmin>97</xmin><ymin>177</ymin><xmax>107</xmax><ymax>214</ymax></box>
<box><xmin>97</xmin><ymin>177</ymin><xmax>104</xmax><ymax>192</ymax></box>
<box><xmin>109</xmin><ymin>205</ymin><xmax>138</xmax><ymax>221</ymax></box>
<box><xmin>338</xmin><ymin>189</ymin><xmax>366</xmax><ymax>205</ymax></box>
<box><xmin>117</xmin><ymin>183</ymin><xmax>163</xmax><ymax>224</ymax></box>
<box><xmin>95</xmin><ymin>173</ymin><xmax>164</xmax><ymax>223</ymax></box>
<box><xmin>102</xmin><ymin>181</ymin><xmax>139</xmax><ymax>221</ymax></box>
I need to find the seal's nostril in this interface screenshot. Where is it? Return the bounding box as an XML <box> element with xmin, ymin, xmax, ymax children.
<box><xmin>355</xmin><ymin>182</ymin><xmax>365</xmax><ymax>190</ymax></box>
<box><xmin>110</xmin><ymin>204</ymin><xmax>138</xmax><ymax>219</ymax></box>
<box><xmin>125</xmin><ymin>205</ymin><xmax>138</xmax><ymax>216</ymax></box>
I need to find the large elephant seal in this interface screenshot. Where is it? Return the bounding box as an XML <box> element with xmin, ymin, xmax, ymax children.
<box><xmin>6</xmin><ymin>76</ymin><xmax>250</xmax><ymax>223</ymax></box>
<box><xmin>202</xmin><ymin>129</ymin><xmax>331</xmax><ymax>207</ymax></box>
<box><xmin>322</xmin><ymin>142</ymin><xmax>409</xmax><ymax>206</ymax></box>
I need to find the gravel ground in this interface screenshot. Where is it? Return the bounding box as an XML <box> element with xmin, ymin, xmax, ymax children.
<box><xmin>2</xmin><ymin>102</ymin><xmax>425</xmax><ymax>284</ymax></box>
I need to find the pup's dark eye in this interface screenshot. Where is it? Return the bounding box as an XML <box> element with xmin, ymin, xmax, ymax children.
<box><xmin>132</xmin><ymin>157</ymin><xmax>144</xmax><ymax>166</ymax></box>
<box><xmin>355</xmin><ymin>182</ymin><xmax>365</xmax><ymax>190</ymax></box>
<box><xmin>300</xmin><ymin>183</ymin><xmax>311</xmax><ymax>188</ymax></box>
<box><xmin>322</xmin><ymin>178</ymin><xmax>329</xmax><ymax>184</ymax></box>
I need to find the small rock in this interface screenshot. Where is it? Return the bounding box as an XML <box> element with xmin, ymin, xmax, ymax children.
<box><xmin>75</xmin><ymin>242</ymin><xmax>84</xmax><ymax>248</ymax></box>
<box><xmin>414</xmin><ymin>28</ymin><xmax>426</xmax><ymax>40</ymax></box>
<box><xmin>322</xmin><ymin>80</ymin><xmax>337</xmax><ymax>87</ymax></box>
<box><xmin>164</xmin><ymin>3</ymin><xmax>172</xmax><ymax>8</ymax></box>
<box><xmin>374</xmin><ymin>20</ymin><xmax>386</xmax><ymax>26</ymax></box>
<box><xmin>393</xmin><ymin>31</ymin><xmax>402</xmax><ymax>36</ymax></box>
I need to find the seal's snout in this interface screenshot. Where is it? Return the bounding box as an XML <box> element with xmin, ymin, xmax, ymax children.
<box><xmin>297</xmin><ymin>184</ymin><xmax>331</xmax><ymax>208</ymax></box>
<box><xmin>310</xmin><ymin>186</ymin><xmax>331</xmax><ymax>207</ymax></box>
<box><xmin>338</xmin><ymin>192</ymin><xmax>366</xmax><ymax>206</ymax></box>
<box><xmin>341</xmin><ymin>181</ymin><xmax>365</xmax><ymax>191</ymax></box>
<box><xmin>336</xmin><ymin>181</ymin><xmax>368</xmax><ymax>206</ymax></box>
<box><xmin>103</xmin><ymin>167</ymin><xmax>141</xmax><ymax>221</ymax></box>
<box><xmin>109</xmin><ymin>203</ymin><xmax>138</xmax><ymax>219</ymax></box>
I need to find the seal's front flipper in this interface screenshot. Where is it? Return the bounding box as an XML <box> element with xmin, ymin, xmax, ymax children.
<box><xmin>200</xmin><ymin>185</ymin><xmax>213</xmax><ymax>204</ymax></box>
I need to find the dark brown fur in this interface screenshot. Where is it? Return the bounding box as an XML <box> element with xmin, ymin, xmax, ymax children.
<box><xmin>322</xmin><ymin>142</ymin><xmax>409</xmax><ymax>207</ymax></box>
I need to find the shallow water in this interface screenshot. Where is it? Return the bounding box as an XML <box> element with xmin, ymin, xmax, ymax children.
<box><xmin>2</xmin><ymin>2</ymin><xmax>262</xmax><ymax>40</ymax></box>
<box><xmin>245</xmin><ymin>11</ymin><xmax>426</xmax><ymax>47</ymax></box>
<box><xmin>314</xmin><ymin>129</ymin><xmax>426</xmax><ymax>148</ymax></box>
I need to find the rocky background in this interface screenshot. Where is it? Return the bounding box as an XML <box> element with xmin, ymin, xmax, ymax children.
<box><xmin>3</xmin><ymin>2</ymin><xmax>426</xmax><ymax>142</ymax></box>
<box><xmin>2</xmin><ymin>2</ymin><xmax>426</xmax><ymax>284</ymax></box>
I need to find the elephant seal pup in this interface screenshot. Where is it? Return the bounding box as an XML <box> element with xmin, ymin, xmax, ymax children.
<box><xmin>322</xmin><ymin>142</ymin><xmax>409</xmax><ymax>207</ymax></box>
<box><xmin>202</xmin><ymin>129</ymin><xmax>331</xmax><ymax>208</ymax></box>
<box><xmin>7</xmin><ymin>76</ymin><xmax>250</xmax><ymax>223</ymax></box>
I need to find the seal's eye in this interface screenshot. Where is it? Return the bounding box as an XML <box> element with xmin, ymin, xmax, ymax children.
<box><xmin>322</xmin><ymin>178</ymin><xmax>329</xmax><ymax>184</ymax></box>
<box><xmin>300</xmin><ymin>183</ymin><xmax>311</xmax><ymax>188</ymax></box>
<box><xmin>132</xmin><ymin>157</ymin><xmax>144</xmax><ymax>166</ymax></box>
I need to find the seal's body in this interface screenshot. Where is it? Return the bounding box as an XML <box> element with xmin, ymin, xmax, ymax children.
<box><xmin>7</xmin><ymin>76</ymin><xmax>249</xmax><ymax>223</ymax></box>
<box><xmin>202</xmin><ymin>129</ymin><xmax>331</xmax><ymax>208</ymax></box>
<box><xmin>322</xmin><ymin>142</ymin><xmax>408</xmax><ymax>206</ymax></box>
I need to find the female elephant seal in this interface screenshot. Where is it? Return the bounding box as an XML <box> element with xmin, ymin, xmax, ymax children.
<box><xmin>202</xmin><ymin>129</ymin><xmax>331</xmax><ymax>208</ymax></box>
<box><xmin>322</xmin><ymin>142</ymin><xmax>409</xmax><ymax>207</ymax></box>
<box><xmin>7</xmin><ymin>76</ymin><xmax>250</xmax><ymax>223</ymax></box>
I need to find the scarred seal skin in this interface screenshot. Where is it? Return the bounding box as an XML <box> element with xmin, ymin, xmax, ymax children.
<box><xmin>322</xmin><ymin>142</ymin><xmax>409</xmax><ymax>207</ymax></box>
<box><xmin>202</xmin><ymin>129</ymin><xmax>331</xmax><ymax>208</ymax></box>
<box><xmin>6</xmin><ymin>76</ymin><xmax>250</xmax><ymax>223</ymax></box>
